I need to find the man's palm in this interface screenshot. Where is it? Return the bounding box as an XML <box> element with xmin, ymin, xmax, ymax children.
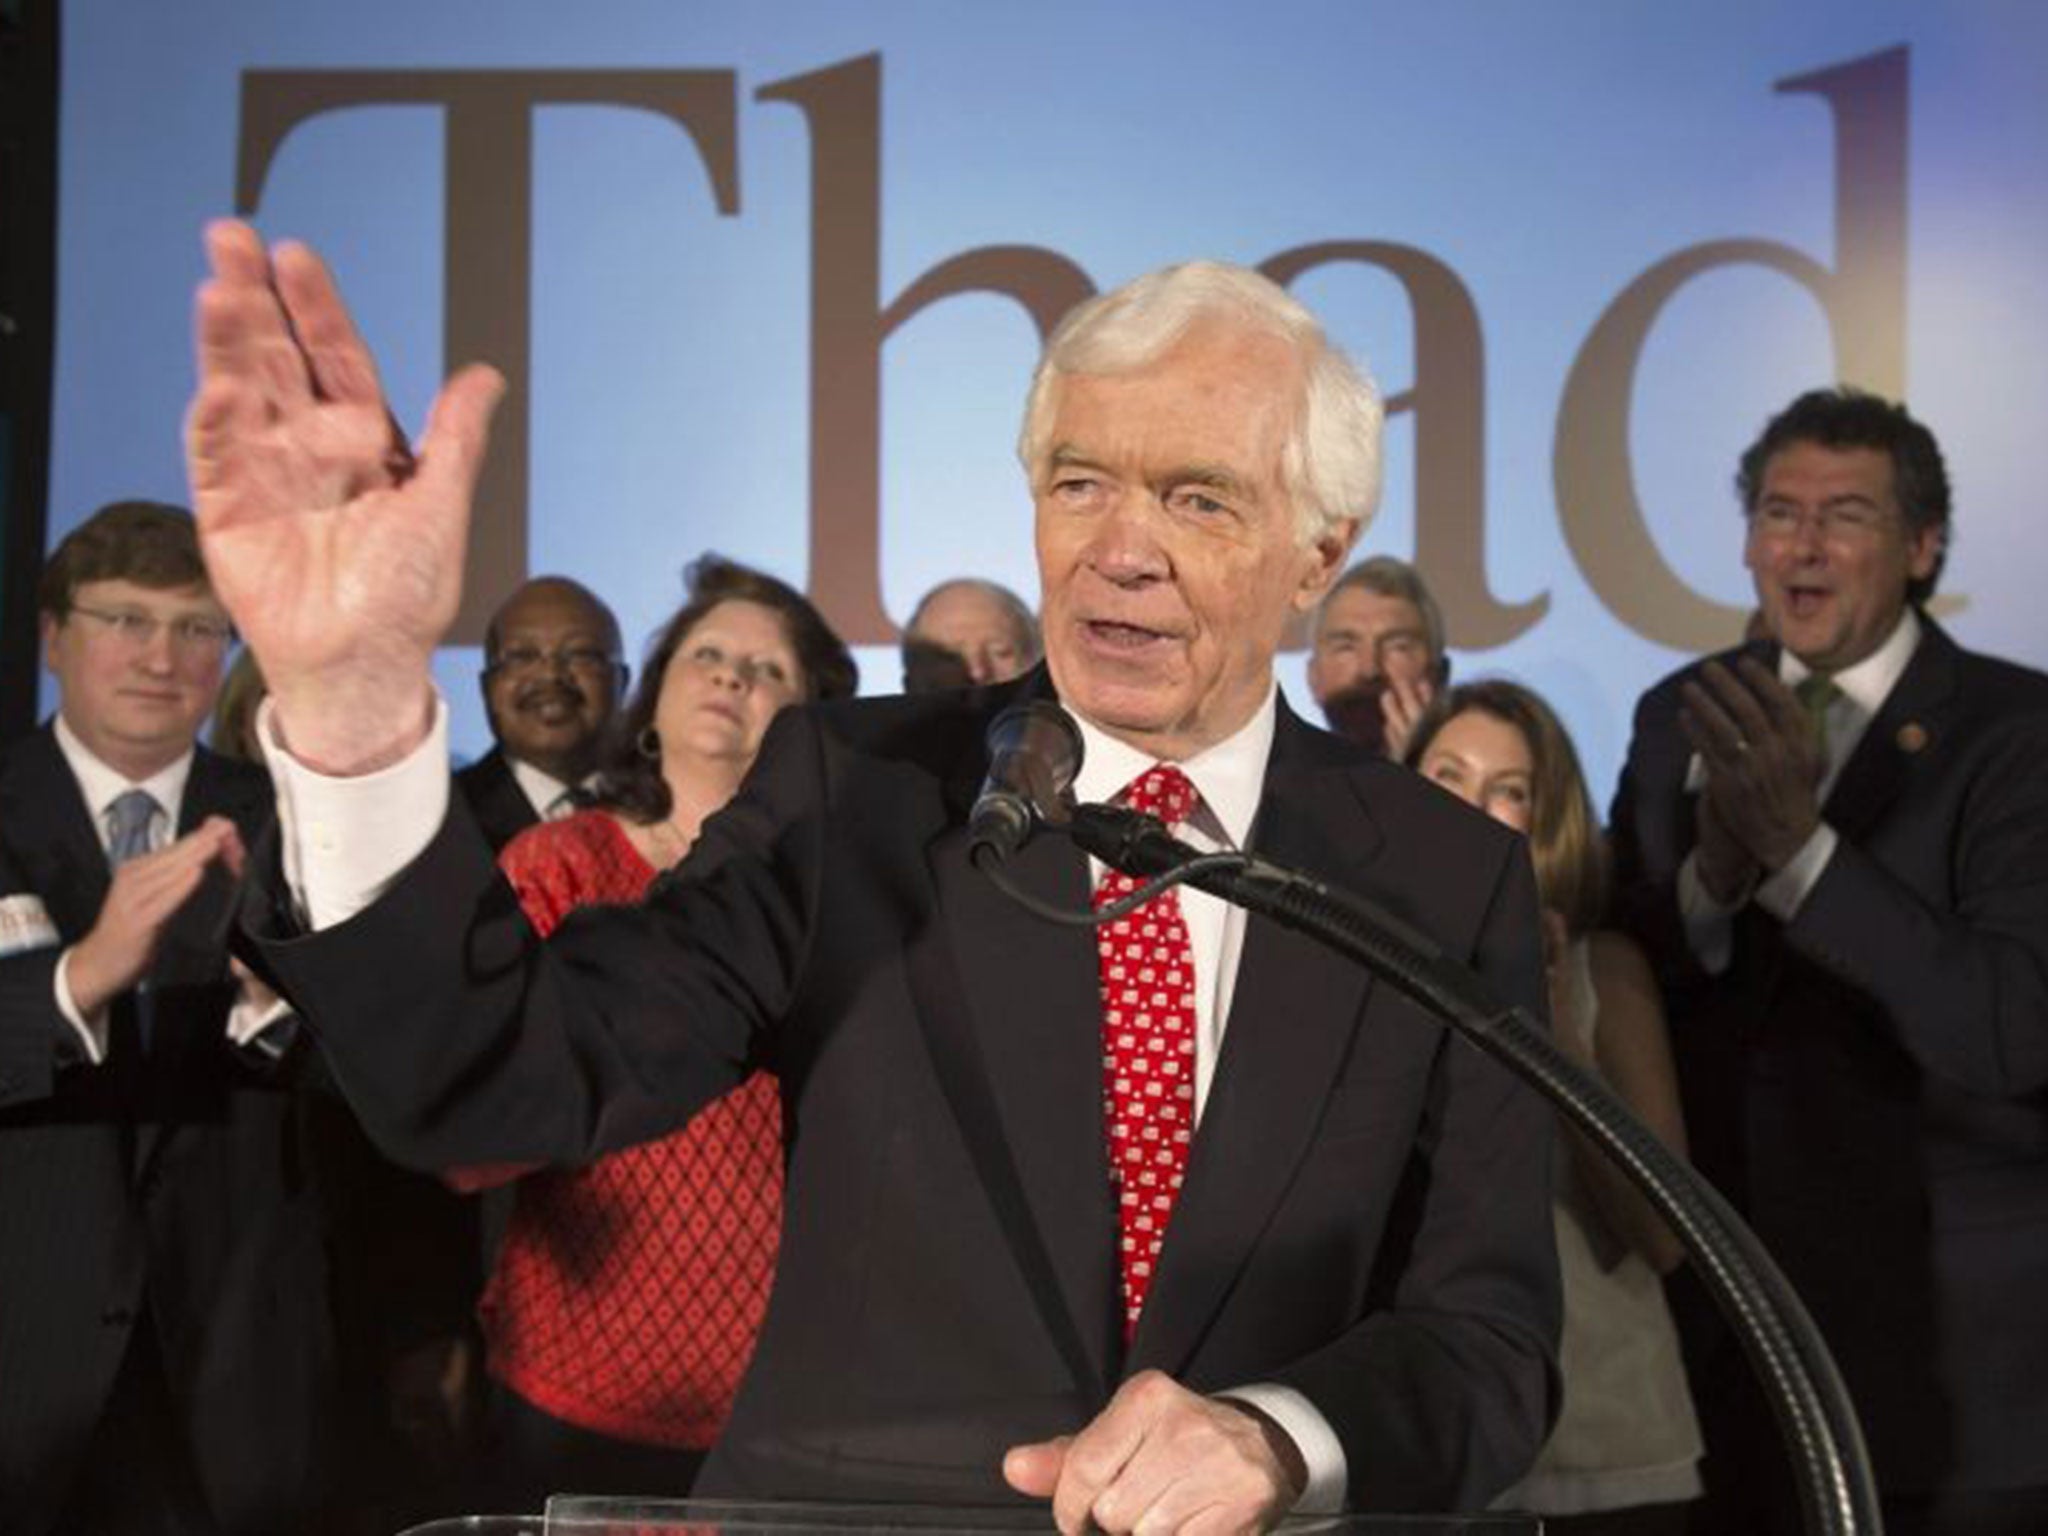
<box><xmin>185</xmin><ymin>221</ymin><xmax>501</xmax><ymax>771</ymax></box>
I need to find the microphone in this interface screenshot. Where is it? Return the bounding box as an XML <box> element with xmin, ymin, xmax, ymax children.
<box><xmin>969</xmin><ymin>701</ymin><xmax>1085</xmax><ymax>862</ymax></box>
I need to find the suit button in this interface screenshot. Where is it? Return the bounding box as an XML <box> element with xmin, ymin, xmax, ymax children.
<box><xmin>100</xmin><ymin>1306</ymin><xmax>137</xmax><ymax>1326</ymax></box>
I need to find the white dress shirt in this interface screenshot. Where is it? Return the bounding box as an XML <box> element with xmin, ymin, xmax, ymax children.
<box><xmin>1070</xmin><ymin>694</ymin><xmax>1273</xmax><ymax>1121</ymax></box>
<box><xmin>1068</xmin><ymin>687</ymin><xmax>1349</xmax><ymax>1510</ymax></box>
<box><xmin>507</xmin><ymin>756</ymin><xmax>590</xmax><ymax>822</ymax></box>
<box><xmin>1678</xmin><ymin>607</ymin><xmax>1922</xmax><ymax>972</ymax></box>
<box><xmin>260</xmin><ymin>684</ymin><xmax>1346</xmax><ymax>1508</ymax></box>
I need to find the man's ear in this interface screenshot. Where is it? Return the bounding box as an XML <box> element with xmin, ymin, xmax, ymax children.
<box><xmin>1295</xmin><ymin>518</ymin><xmax>1360</xmax><ymax>611</ymax></box>
<box><xmin>1906</xmin><ymin>522</ymin><xmax>1944</xmax><ymax>586</ymax></box>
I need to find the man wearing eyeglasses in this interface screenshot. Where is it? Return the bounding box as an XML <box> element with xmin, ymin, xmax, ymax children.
<box><xmin>0</xmin><ymin>501</ymin><xmax>348</xmax><ymax>1534</ymax></box>
<box><xmin>458</xmin><ymin>575</ymin><xmax>626</xmax><ymax>853</ymax></box>
<box><xmin>185</xmin><ymin>227</ymin><xmax>1560</xmax><ymax>1531</ymax></box>
<box><xmin>1609</xmin><ymin>389</ymin><xmax>2048</xmax><ymax>1536</ymax></box>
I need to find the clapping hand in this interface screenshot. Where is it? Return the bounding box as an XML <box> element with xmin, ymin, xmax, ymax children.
<box><xmin>185</xmin><ymin>220</ymin><xmax>504</xmax><ymax>774</ymax></box>
<box><xmin>67</xmin><ymin>818</ymin><xmax>246</xmax><ymax>1016</ymax></box>
<box><xmin>1379</xmin><ymin>672</ymin><xmax>1436</xmax><ymax>764</ymax></box>
<box><xmin>1678</xmin><ymin>656</ymin><xmax>1824</xmax><ymax>876</ymax></box>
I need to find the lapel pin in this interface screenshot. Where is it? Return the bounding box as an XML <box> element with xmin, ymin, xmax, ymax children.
<box><xmin>1896</xmin><ymin>722</ymin><xmax>1928</xmax><ymax>754</ymax></box>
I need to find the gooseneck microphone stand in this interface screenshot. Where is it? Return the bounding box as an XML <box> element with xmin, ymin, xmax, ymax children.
<box><xmin>977</xmin><ymin>795</ymin><xmax>1881</xmax><ymax>1536</ymax></box>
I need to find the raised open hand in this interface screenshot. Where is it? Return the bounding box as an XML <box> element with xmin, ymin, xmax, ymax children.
<box><xmin>185</xmin><ymin>220</ymin><xmax>503</xmax><ymax>773</ymax></box>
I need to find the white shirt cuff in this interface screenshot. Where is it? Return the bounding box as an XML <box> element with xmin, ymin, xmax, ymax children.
<box><xmin>227</xmin><ymin>994</ymin><xmax>296</xmax><ymax>1048</ymax></box>
<box><xmin>1756</xmin><ymin>823</ymin><xmax>1839</xmax><ymax>922</ymax></box>
<box><xmin>256</xmin><ymin>693</ymin><xmax>452</xmax><ymax>931</ymax></box>
<box><xmin>1220</xmin><ymin>1382</ymin><xmax>1347</xmax><ymax>1513</ymax></box>
<box><xmin>53</xmin><ymin>947</ymin><xmax>110</xmax><ymax>1065</ymax></box>
<box><xmin>1676</xmin><ymin>851</ymin><xmax>1741</xmax><ymax>976</ymax></box>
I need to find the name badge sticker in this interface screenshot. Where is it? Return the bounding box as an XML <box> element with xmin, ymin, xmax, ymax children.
<box><xmin>0</xmin><ymin>894</ymin><xmax>61</xmax><ymax>957</ymax></box>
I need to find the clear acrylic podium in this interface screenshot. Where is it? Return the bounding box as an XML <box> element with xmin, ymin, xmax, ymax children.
<box><xmin>397</xmin><ymin>1499</ymin><xmax>1540</xmax><ymax>1534</ymax></box>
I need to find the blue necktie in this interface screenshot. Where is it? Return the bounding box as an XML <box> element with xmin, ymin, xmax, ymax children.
<box><xmin>107</xmin><ymin>789</ymin><xmax>158</xmax><ymax>866</ymax></box>
<box><xmin>106</xmin><ymin>789</ymin><xmax>159</xmax><ymax>1051</ymax></box>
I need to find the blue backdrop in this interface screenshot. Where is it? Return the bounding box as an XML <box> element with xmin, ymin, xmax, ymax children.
<box><xmin>45</xmin><ymin>1</ymin><xmax>2048</xmax><ymax>803</ymax></box>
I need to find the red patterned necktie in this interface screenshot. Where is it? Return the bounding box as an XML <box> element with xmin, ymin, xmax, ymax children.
<box><xmin>1096</xmin><ymin>763</ymin><xmax>1200</xmax><ymax>1340</ymax></box>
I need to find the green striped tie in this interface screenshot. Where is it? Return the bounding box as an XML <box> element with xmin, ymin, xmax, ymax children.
<box><xmin>1795</xmin><ymin>673</ymin><xmax>1840</xmax><ymax>755</ymax></box>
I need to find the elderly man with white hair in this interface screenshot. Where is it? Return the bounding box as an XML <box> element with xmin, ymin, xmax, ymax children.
<box><xmin>186</xmin><ymin>224</ymin><xmax>1558</xmax><ymax>1532</ymax></box>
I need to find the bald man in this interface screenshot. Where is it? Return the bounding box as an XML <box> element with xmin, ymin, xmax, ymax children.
<box><xmin>902</xmin><ymin>577</ymin><xmax>1041</xmax><ymax>693</ymax></box>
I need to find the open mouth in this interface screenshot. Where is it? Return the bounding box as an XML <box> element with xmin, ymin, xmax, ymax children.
<box><xmin>1082</xmin><ymin>619</ymin><xmax>1175</xmax><ymax>652</ymax></box>
<box><xmin>1783</xmin><ymin>585</ymin><xmax>1832</xmax><ymax>621</ymax></box>
<box><xmin>518</xmin><ymin>691</ymin><xmax>582</xmax><ymax>723</ymax></box>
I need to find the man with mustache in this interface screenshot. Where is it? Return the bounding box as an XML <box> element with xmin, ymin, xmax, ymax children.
<box><xmin>459</xmin><ymin>576</ymin><xmax>627</xmax><ymax>852</ymax></box>
<box><xmin>186</xmin><ymin>223</ymin><xmax>1558</xmax><ymax>1532</ymax></box>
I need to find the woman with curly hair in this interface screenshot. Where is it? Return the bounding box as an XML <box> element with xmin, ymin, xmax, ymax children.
<box><xmin>463</xmin><ymin>555</ymin><xmax>856</xmax><ymax>1509</ymax></box>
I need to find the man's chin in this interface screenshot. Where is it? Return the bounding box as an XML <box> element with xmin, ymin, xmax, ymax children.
<box><xmin>1057</xmin><ymin>676</ymin><xmax>1180</xmax><ymax>736</ymax></box>
<box><xmin>1773</xmin><ymin>619</ymin><xmax>1844</xmax><ymax>669</ymax></box>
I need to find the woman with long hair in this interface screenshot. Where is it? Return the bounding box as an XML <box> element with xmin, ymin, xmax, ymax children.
<box><xmin>463</xmin><ymin>554</ymin><xmax>856</xmax><ymax>1509</ymax></box>
<box><xmin>1408</xmin><ymin>679</ymin><xmax>1702</xmax><ymax>1534</ymax></box>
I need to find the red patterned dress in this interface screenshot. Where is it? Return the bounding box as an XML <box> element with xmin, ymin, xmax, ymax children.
<box><xmin>474</xmin><ymin>809</ymin><xmax>782</xmax><ymax>1448</ymax></box>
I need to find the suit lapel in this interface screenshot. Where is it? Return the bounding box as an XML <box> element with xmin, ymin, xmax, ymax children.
<box><xmin>1131</xmin><ymin>705</ymin><xmax>1379</xmax><ymax>1376</ymax></box>
<box><xmin>3</xmin><ymin>726</ymin><xmax>113</xmax><ymax>937</ymax></box>
<box><xmin>464</xmin><ymin>749</ymin><xmax>542</xmax><ymax>850</ymax></box>
<box><xmin>924</xmin><ymin>815</ymin><xmax>1122</xmax><ymax>1393</ymax></box>
<box><xmin>904</xmin><ymin>676</ymin><xmax>1121</xmax><ymax>1398</ymax></box>
<box><xmin>5</xmin><ymin>727</ymin><xmax>151</xmax><ymax>1165</ymax></box>
<box><xmin>137</xmin><ymin>746</ymin><xmax>265</xmax><ymax>1178</ymax></box>
<box><xmin>1821</xmin><ymin>621</ymin><xmax>1957</xmax><ymax>846</ymax></box>
<box><xmin>1734</xmin><ymin>624</ymin><xmax>1952</xmax><ymax>996</ymax></box>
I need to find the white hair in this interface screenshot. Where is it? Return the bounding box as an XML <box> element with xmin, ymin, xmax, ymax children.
<box><xmin>1016</xmin><ymin>261</ymin><xmax>1384</xmax><ymax>545</ymax></box>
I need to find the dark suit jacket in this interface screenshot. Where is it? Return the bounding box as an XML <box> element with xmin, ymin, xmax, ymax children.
<box><xmin>0</xmin><ymin>727</ymin><xmax>343</xmax><ymax>1536</ymax></box>
<box><xmin>456</xmin><ymin>745</ymin><xmax>542</xmax><ymax>854</ymax></box>
<box><xmin>257</xmin><ymin>680</ymin><xmax>1561</xmax><ymax>1511</ymax></box>
<box><xmin>1609</xmin><ymin>620</ymin><xmax>2048</xmax><ymax>1493</ymax></box>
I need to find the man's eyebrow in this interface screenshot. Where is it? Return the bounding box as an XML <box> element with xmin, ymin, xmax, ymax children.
<box><xmin>1759</xmin><ymin>490</ymin><xmax>1882</xmax><ymax>508</ymax></box>
<box><xmin>1045</xmin><ymin>447</ymin><xmax>1254</xmax><ymax>499</ymax></box>
<box><xmin>1162</xmin><ymin>462</ymin><xmax>1250</xmax><ymax>494</ymax></box>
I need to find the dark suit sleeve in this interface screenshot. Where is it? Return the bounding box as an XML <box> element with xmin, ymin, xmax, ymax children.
<box><xmin>0</xmin><ymin>946</ymin><xmax>73</xmax><ymax>1109</ymax></box>
<box><xmin>1274</xmin><ymin>837</ymin><xmax>1561</xmax><ymax>1510</ymax></box>
<box><xmin>249</xmin><ymin>711</ymin><xmax>822</xmax><ymax>1173</ymax></box>
<box><xmin>1607</xmin><ymin>676</ymin><xmax>1717</xmax><ymax>995</ymax></box>
<box><xmin>1786</xmin><ymin>707</ymin><xmax>2048</xmax><ymax>1098</ymax></box>
<box><xmin>0</xmin><ymin>833</ymin><xmax>86</xmax><ymax>1109</ymax></box>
